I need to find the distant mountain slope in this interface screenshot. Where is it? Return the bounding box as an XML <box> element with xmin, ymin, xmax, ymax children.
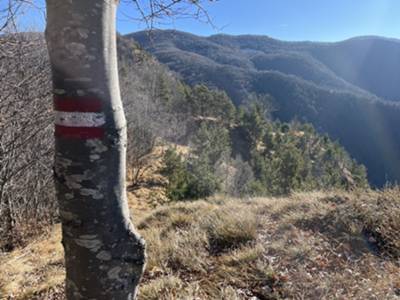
<box><xmin>130</xmin><ymin>30</ymin><xmax>400</xmax><ymax>102</ymax></box>
<box><xmin>207</xmin><ymin>33</ymin><xmax>400</xmax><ymax>102</ymax></box>
<box><xmin>308</xmin><ymin>36</ymin><xmax>400</xmax><ymax>102</ymax></box>
<box><xmin>128</xmin><ymin>30</ymin><xmax>400</xmax><ymax>186</ymax></box>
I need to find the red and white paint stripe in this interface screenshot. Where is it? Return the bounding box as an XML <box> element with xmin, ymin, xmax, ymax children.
<box><xmin>54</xmin><ymin>96</ymin><xmax>105</xmax><ymax>139</ymax></box>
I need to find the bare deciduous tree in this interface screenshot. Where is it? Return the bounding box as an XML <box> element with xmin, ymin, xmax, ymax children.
<box><xmin>119</xmin><ymin>41</ymin><xmax>189</xmax><ymax>186</ymax></box>
<box><xmin>0</xmin><ymin>33</ymin><xmax>55</xmax><ymax>251</ymax></box>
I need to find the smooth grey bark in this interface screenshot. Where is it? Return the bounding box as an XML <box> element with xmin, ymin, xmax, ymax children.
<box><xmin>45</xmin><ymin>0</ymin><xmax>146</xmax><ymax>299</ymax></box>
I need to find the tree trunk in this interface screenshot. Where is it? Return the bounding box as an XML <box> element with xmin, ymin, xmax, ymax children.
<box><xmin>45</xmin><ymin>0</ymin><xmax>146</xmax><ymax>299</ymax></box>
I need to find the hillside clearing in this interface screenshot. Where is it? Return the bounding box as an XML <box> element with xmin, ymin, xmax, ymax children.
<box><xmin>1</xmin><ymin>189</ymin><xmax>399</xmax><ymax>299</ymax></box>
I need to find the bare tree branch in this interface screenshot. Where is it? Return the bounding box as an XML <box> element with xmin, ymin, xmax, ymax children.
<box><xmin>120</xmin><ymin>0</ymin><xmax>217</xmax><ymax>30</ymax></box>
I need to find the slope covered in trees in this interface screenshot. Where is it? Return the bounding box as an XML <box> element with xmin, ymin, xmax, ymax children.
<box><xmin>1</xmin><ymin>32</ymin><xmax>367</xmax><ymax>251</ymax></box>
<box><xmin>161</xmin><ymin>101</ymin><xmax>368</xmax><ymax>201</ymax></box>
<box><xmin>129</xmin><ymin>30</ymin><xmax>400</xmax><ymax>186</ymax></box>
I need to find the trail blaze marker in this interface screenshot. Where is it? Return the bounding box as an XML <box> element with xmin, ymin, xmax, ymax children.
<box><xmin>54</xmin><ymin>96</ymin><xmax>105</xmax><ymax>139</ymax></box>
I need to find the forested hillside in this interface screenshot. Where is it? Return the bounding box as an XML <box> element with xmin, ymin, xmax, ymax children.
<box><xmin>129</xmin><ymin>30</ymin><xmax>400</xmax><ymax>186</ymax></box>
<box><xmin>0</xmin><ymin>33</ymin><xmax>367</xmax><ymax>251</ymax></box>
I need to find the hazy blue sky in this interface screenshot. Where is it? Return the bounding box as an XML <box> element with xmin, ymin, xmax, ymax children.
<box><xmin>14</xmin><ymin>0</ymin><xmax>400</xmax><ymax>42</ymax></box>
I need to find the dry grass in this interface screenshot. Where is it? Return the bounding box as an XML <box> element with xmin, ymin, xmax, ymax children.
<box><xmin>1</xmin><ymin>189</ymin><xmax>400</xmax><ymax>299</ymax></box>
<box><xmin>0</xmin><ymin>225</ymin><xmax>64</xmax><ymax>299</ymax></box>
<box><xmin>127</xmin><ymin>145</ymin><xmax>171</xmax><ymax>212</ymax></box>
<box><xmin>203</xmin><ymin>208</ymin><xmax>259</xmax><ymax>254</ymax></box>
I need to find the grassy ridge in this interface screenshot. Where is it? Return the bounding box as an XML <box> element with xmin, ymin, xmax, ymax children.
<box><xmin>1</xmin><ymin>188</ymin><xmax>399</xmax><ymax>299</ymax></box>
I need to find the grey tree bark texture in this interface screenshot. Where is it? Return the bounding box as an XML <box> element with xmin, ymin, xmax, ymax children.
<box><xmin>45</xmin><ymin>0</ymin><xmax>146</xmax><ymax>299</ymax></box>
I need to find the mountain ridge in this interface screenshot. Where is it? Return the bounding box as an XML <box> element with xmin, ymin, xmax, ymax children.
<box><xmin>127</xmin><ymin>29</ymin><xmax>400</xmax><ymax>186</ymax></box>
<box><xmin>132</xmin><ymin>29</ymin><xmax>400</xmax><ymax>44</ymax></box>
<box><xmin>128</xmin><ymin>29</ymin><xmax>400</xmax><ymax>101</ymax></box>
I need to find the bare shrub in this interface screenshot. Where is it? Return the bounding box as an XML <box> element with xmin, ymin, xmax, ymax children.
<box><xmin>119</xmin><ymin>38</ymin><xmax>188</xmax><ymax>186</ymax></box>
<box><xmin>0</xmin><ymin>33</ymin><xmax>56</xmax><ymax>250</ymax></box>
<box><xmin>216</xmin><ymin>155</ymin><xmax>255</xmax><ymax>197</ymax></box>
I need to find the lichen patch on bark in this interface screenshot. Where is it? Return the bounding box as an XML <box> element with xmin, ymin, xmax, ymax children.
<box><xmin>107</xmin><ymin>267</ymin><xmax>122</xmax><ymax>280</ymax></box>
<box><xmin>89</xmin><ymin>154</ymin><xmax>101</xmax><ymax>161</ymax></box>
<box><xmin>79</xmin><ymin>188</ymin><xmax>104</xmax><ymax>199</ymax></box>
<box><xmin>54</xmin><ymin>88</ymin><xmax>66</xmax><ymax>95</ymax></box>
<box><xmin>86</xmin><ymin>139</ymin><xmax>108</xmax><ymax>154</ymax></box>
<box><xmin>60</xmin><ymin>210</ymin><xmax>78</xmax><ymax>221</ymax></box>
<box><xmin>74</xmin><ymin>236</ymin><xmax>102</xmax><ymax>252</ymax></box>
<box><xmin>96</xmin><ymin>251</ymin><xmax>112</xmax><ymax>261</ymax></box>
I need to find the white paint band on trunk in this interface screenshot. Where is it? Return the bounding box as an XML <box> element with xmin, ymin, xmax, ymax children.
<box><xmin>55</xmin><ymin>111</ymin><xmax>106</xmax><ymax>127</ymax></box>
